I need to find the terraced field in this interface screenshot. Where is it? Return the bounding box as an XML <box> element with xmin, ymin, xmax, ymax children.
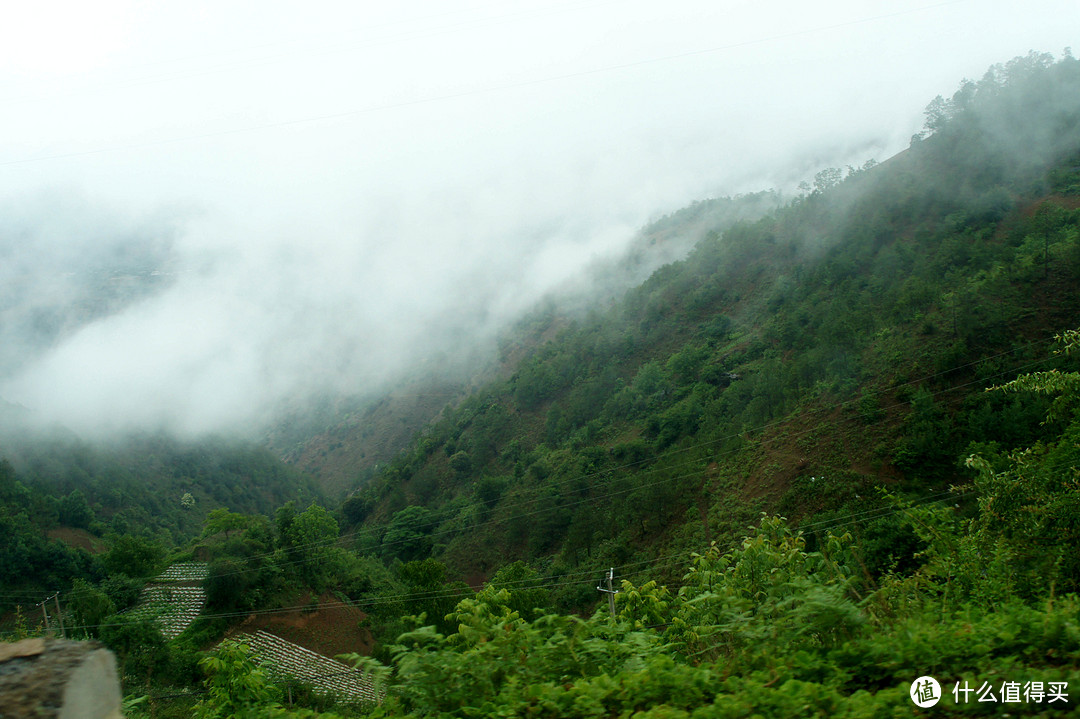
<box><xmin>127</xmin><ymin>563</ymin><xmax>379</xmax><ymax>704</ymax></box>
<box><xmin>125</xmin><ymin>562</ymin><xmax>208</xmax><ymax>639</ymax></box>
<box><xmin>234</xmin><ymin>630</ymin><xmax>379</xmax><ymax>705</ymax></box>
<box><xmin>154</xmin><ymin>562</ymin><xmax>210</xmax><ymax>583</ymax></box>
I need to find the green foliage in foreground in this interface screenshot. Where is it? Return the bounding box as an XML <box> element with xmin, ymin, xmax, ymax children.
<box><xmin>192</xmin><ymin>641</ymin><xmax>335</xmax><ymax>719</ymax></box>
<box><xmin>339</xmin><ymin>514</ymin><xmax>1080</xmax><ymax>717</ymax></box>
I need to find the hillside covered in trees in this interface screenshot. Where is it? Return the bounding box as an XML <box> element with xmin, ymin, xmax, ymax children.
<box><xmin>3</xmin><ymin>51</ymin><xmax>1080</xmax><ymax>716</ymax></box>
<box><xmin>342</xmin><ymin>50</ymin><xmax>1080</xmax><ymax>595</ymax></box>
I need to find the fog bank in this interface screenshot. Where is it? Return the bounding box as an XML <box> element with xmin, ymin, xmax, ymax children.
<box><xmin>0</xmin><ymin>0</ymin><xmax>1075</xmax><ymax>438</ymax></box>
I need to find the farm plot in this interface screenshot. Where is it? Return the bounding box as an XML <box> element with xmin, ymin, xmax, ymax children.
<box><xmin>154</xmin><ymin>562</ymin><xmax>209</xmax><ymax>583</ymax></box>
<box><xmin>125</xmin><ymin>561</ymin><xmax>208</xmax><ymax>639</ymax></box>
<box><xmin>126</xmin><ymin>584</ymin><xmax>206</xmax><ymax>639</ymax></box>
<box><xmin>235</xmin><ymin>630</ymin><xmax>379</xmax><ymax>704</ymax></box>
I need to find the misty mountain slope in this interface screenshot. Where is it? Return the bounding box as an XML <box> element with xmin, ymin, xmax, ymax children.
<box><xmin>339</xmin><ymin>52</ymin><xmax>1080</xmax><ymax>592</ymax></box>
<box><xmin>273</xmin><ymin>380</ymin><xmax>471</xmax><ymax>498</ymax></box>
<box><xmin>277</xmin><ymin>192</ymin><xmax>784</xmax><ymax>497</ymax></box>
<box><xmin>0</xmin><ymin>430</ymin><xmax>322</xmax><ymax>541</ymax></box>
<box><xmin>0</xmin><ymin>428</ymin><xmax>325</xmax><ymax>604</ymax></box>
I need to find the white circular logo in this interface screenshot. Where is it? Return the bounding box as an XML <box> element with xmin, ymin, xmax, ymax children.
<box><xmin>910</xmin><ymin>676</ymin><xmax>941</xmax><ymax>708</ymax></box>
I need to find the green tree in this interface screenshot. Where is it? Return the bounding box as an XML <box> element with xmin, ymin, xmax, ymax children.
<box><xmin>812</xmin><ymin>166</ymin><xmax>844</xmax><ymax>194</ymax></box>
<box><xmin>102</xmin><ymin>535</ymin><xmax>165</xmax><ymax>579</ymax></box>
<box><xmin>274</xmin><ymin>502</ymin><xmax>297</xmax><ymax>548</ymax></box>
<box><xmin>194</xmin><ymin>640</ymin><xmax>285</xmax><ymax>719</ymax></box>
<box><xmin>892</xmin><ymin>386</ymin><xmax>954</xmax><ymax>475</ymax></box>
<box><xmin>205</xmin><ymin>555</ymin><xmax>281</xmax><ymax>613</ymax></box>
<box><xmin>398</xmin><ymin>558</ymin><xmax>469</xmax><ymax>635</ymax></box>
<box><xmin>340</xmin><ymin>493</ymin><xmax>373</xmax><ymax>525</ymax></box>
<box><xmin>98</xmin><ymin>574</ymin><xmax>144</xmax><ymax>612</ymax></box>
<box><xmin>381</xmin><ymin>506</ymin><xmax>434</xmax><ymax>563</ymax></box>
<box><xmin>58</xmin><ymin>489</ymin><xmax>94</xmax><ymax>529</ymax></box>
<box><xmin>285</xmin><ymin>504</ymin><xmax>338</xmax><ymax>551</ymax></box>
<box><xmin>447</xmin><ymin>450</ymin><xmax>472</xmax><ymax>477</ymax></box>
<box><xmin>66</xmin><ymin>578</ymin><xmax>115</xmax><ymax>638</ymax></box>
<box><xmin>963</xmin><ymin>329</ymin><xmax>1080</xmax><ymax>594</ymax></box>
<box><xmin>99</xmin><ymin>618</ymin><xmax>171</xmax><ymax>683</ymax></box>
<box><xmin>675</xmin><ymin>516</ymin><xmax>863</xmax><ymax>658</ymax></box>
<box><xmin>281</xmin><ymin>504</ymin><xmax>340</xmax><ymax>590</ymax></box>
<box><xmin>202</xmin><ymin>508</ymin><xmax>255</xmax><ymax>539</ymax></box>
<box><xmin>193</xmin><ymin>640</ymin><xmax>338</xmax><ymax>718</ymax></box>
<box><xmin>475</xmin><ymin>561</ymin><xmax>550</xmax><ymax>619</ymax></box>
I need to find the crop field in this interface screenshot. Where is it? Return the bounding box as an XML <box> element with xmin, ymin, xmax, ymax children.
<box><xmin>154</xmin><ymin>562</ymin><xmax>209</xmax><ymax>583</ymax></box>
<box><xmin>127</xmin><ymin>584</ymin><xmax>207</xmax><ymax>639</ymax></box>
<box><xmin>234</xmin><ymin>629</ymin><xmax>379</xmax><ymax>704</ymax></box>
<box><xmin>125</xmin><ymin>562</ymin><xmax>209</xmax><ymax>639</ymax></box>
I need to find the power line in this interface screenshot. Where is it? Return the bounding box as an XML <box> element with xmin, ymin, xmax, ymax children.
<box><xmin>99</xmin><ymin>482</ymin><xmax>967</xmax><ymax>707</ymax></box>
<box><xmin>13</xmin><ymin>483</ymin><xmax>984</xmax><ymax>635</ymax></box>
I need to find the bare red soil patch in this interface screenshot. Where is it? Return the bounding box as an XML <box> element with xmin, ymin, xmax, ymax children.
<box><xmin>46</xmin><ymin>527</ymin><xmax>105</xmax><ymax>555</ymax></box>
<box><xmin>237</xmin><ymin>593</ymin><xmax>373</xmax><ymax>659</ymax></box>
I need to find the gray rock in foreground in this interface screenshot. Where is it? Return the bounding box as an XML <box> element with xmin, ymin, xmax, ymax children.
<box><xmin>0</xmin><ymin>638</ymin><xmax>122</xmax><ymax>719</ymax></box>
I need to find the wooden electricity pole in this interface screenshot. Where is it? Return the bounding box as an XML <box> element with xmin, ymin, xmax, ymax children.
<box><xmin>53</xmin><ymin>594</ymin><xmax>66</xmax><ymax>639</ymax></box>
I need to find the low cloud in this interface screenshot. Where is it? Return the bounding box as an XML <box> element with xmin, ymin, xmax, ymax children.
<box><xmin>0</xmin><ymin>0</ymin><xmax>1075</xmax><ymax>439</ymax></box>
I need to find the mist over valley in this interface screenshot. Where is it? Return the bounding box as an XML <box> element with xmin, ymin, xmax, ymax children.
<box><xmin>1</xmin><ymin>0</ymin><xmax>1072</xmax><ymax>443</ymax></box>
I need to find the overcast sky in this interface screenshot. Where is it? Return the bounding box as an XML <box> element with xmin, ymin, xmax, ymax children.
<box><xmin>0</xmin><ymin>0</ymin><xmax>1076</xmax><ymax>439</ymax></box>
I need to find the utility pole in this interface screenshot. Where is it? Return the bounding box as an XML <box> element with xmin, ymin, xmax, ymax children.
<box><xmin>596</xmin><ymin>567</ymin><xmax>619</xmax><ymax>620</ymax></box>
<box><xmin>53</xmin><ymin>593</ymin><xmax>66</xmax><ymax>639</ymax></box>
<box><xmin>38</xmin><ymin>598</ymin><xmax>50</xmax><ymax>636</ymax></box>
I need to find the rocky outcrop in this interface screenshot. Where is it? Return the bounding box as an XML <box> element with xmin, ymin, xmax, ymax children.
<box><xmin>0</xmin><ymin>638</ymin><xmax>122</xmax><ymax>719</ymax></box>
